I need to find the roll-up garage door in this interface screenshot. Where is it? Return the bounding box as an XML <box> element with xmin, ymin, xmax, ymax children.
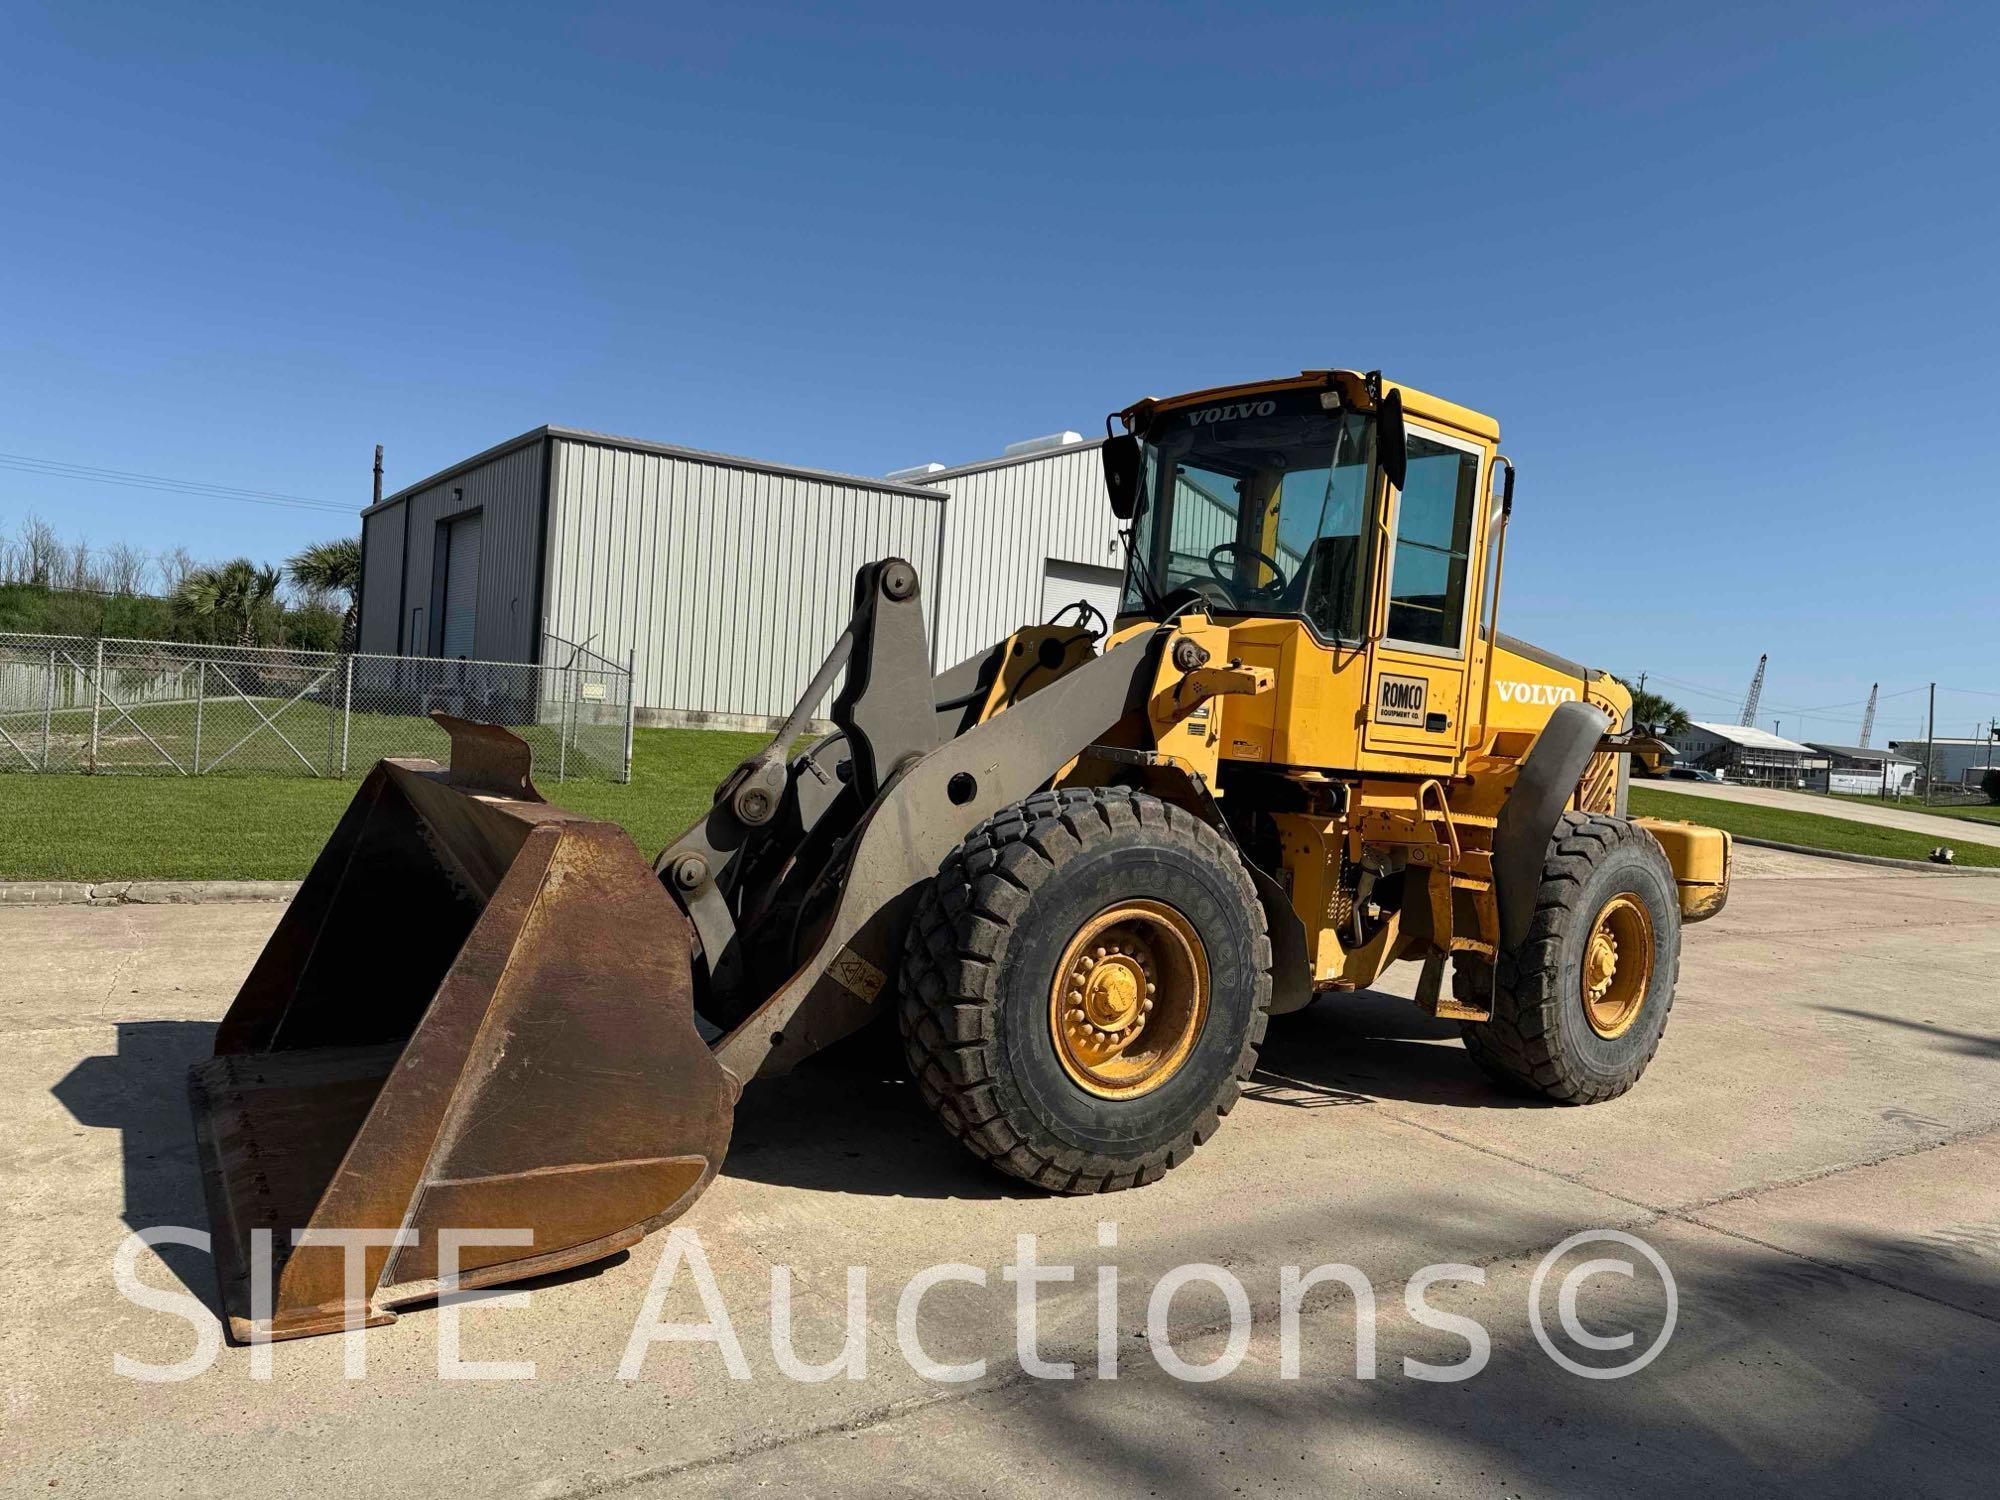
<box><xmin>441</xmin><ymin>513</ymin><xmax>482</xmax><ymax>659</ymax></box>
<box><xmin>1039</xmin><ymin>559</ymin><xmax>1124</xmax><ymax>627</ymax></box>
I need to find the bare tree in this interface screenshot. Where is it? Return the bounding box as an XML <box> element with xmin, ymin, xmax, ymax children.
<box><xmin>154</xmin><ymin>545</ymin><xmax>197</xmax><ymax>595</ymax></box>
<box><xmin>104</xmin><ymin>540</ymin><xmax>149</xmax><ymax>596</ymax></box>
<box><xmin>18</xmin><ymin>515</ymin><xmax>60</xmax><ymax>586</ymax></box>
<box><xmin>63</xmin><ymin>539</ymin><xmax>102</xmax><ymax>593</ymax></box>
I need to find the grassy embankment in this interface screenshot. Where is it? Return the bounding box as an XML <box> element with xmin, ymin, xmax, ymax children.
<box><xmin>1630</xmin><ymin>787</ymin><xmax>2000</xmax><ymax>868</ymax></box>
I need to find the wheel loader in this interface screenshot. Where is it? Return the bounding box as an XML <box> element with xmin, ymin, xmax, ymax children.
<box><xmin>189</xmin><ymin>368</ymin><xmax>1732</xmax><ymax>1340</ymax></box>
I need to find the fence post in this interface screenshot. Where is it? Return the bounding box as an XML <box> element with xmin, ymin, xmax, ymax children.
<box><xmin>623</xmin><ymin>649</ymin><xmax>636</xmax><ymax>784</ymax></box>
<box><xmin>193</xmin><ymin>660</ymin><xmax>206</xmax><ymax>773</ymax></box>
<box><xmin>341</xmin><ymin>654</ymin><xmax>354</xmax><ymax>776</ymax></box>
<box><xmin>41</xmin><ymin>646</ymin><xmax>55</xmax><ymax>770</ymax></box>
<box><xmin>556</xmin><ymin>667</ymin><xmax>570</xmax><ymax>783</ymax></box>
<box><xmin>88</xmin><ymin>637</ymin><xmax>104</xmax><ymax>773</ymax></box>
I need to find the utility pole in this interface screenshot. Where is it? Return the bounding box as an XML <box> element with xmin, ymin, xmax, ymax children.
<box><xmin>1924</xmin><ymin>683</ymin><xmax>1936</xmax><ymax>805</ymax></box>
<box><xmin>372</xmin><ymin>444</ymin><xmax>384</xmax><ymax>507</ymax></box>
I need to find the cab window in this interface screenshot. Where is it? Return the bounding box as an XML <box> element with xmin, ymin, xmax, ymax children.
<box><xmin>1128</xmin><ymin>401</ymin><xmax>1375</xmax><ymax>642</ymax></box>
<box><xmin>1385</xmin><ymin>433</ymin><xmax>1480</xmax><ymax>651</ymax></box>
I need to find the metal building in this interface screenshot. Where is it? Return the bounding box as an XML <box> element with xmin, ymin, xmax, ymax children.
<box><xmin>1666</xmin><ymin>722</ymin><xmax>1830</xmax><ymax>788</ymax></box>
<box><xmin>1803</xmin><ymin>742</ymin><xmax>1919</xmax><ymax>797</ymax></box>
<box><xmin>918</xmin><ymin>434</ymin><xmax>1124</xmax><ymax>667</ymax></box>
<box><xmin>1885</xmin><ymin>735</ymin><xmax>2000</xmax><ymax>790</ymax></box>
<box><xmin>359</xmin><ymin>427</ymin><xmax>945</xmax><ymax>730</ymax></box>
<box><xmin>357</xmin><ymin>423</ymin><xmax>1152</xmax><ymax>732</ymax></box>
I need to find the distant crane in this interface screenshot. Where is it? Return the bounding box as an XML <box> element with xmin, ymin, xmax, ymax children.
<box><xmin>1858</xmin><ymin>683</ymin><xmax>1877</xmax><ymax>748</ymax></box>
<box><xmin>1738</xmin><ymin>653</ymin><xmax>1767</xmax><ymax>728</ymax></box>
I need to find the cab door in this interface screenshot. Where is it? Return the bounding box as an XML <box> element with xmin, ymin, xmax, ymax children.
<box><xmin>1362</xmin><ymin>423</ymin><xmax>1487</xmax><ymax>769</ymax></box>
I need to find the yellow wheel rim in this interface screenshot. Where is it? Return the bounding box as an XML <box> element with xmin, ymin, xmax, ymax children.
<box><xmin>1582</xmin><ymin>892</ymin><xmax>1654</xmax><ymax>1039</ymax></box>
<box><xmin>1050</xmin><ymin>900</ymin><xmax>1209</xmax><ymax>1099</ymax></box>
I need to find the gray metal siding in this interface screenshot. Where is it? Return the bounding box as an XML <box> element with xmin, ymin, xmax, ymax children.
<box><xmin>391</xmin><ymin>438</ymin><xmax>546</xmax><ymax>663</ymax></box>
<box><xmin>543</xmin><ymin>436</ymin><xmax>944</xmax><ymax>720</ymax></box>
<box><xmin>358</xmin><ymin>502</ymin><xmax>407</xmax><ymax>653</ymax></box>
<box><xmin>928</xmin><ymin>443</ymin><xmax>1124</xmax><ymax>667</ymax></box>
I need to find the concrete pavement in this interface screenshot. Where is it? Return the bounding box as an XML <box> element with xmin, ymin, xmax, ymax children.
<box><xmin>1643</xmin><ymin>777</ymin><xmax>2000</xmax><ymax>849</ymax></box>
<box><xmin>4</xmin><ymin>845</ymin><xmax>1997</xmax><ymax>1497</ymax></box>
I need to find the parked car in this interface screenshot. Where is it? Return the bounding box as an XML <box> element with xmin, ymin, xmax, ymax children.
<box><xmin>1664</xmin><ymin>765</ymin><xmax>1722</xmax><ymax>783</ymax></box>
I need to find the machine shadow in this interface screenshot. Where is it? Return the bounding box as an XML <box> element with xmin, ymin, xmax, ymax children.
<box><xmin>722</xmin><ymin>1026</ymin><xmax>1025</xmax><ymax>1203</ymax></box>
<box><xmin>50</xmin><ymin>1019</ymin><xmax>224</xmax><ymax>1321</ymax></box>
<box><xmin>730</xmin><ymin>986</ymin><xmax>1545</xmax><ymax>1203</ymax></box>
<box><xmin>1252</xmin><ymin>987</ymin><xmax>1544</xmax><ymax>1110</ymax></box>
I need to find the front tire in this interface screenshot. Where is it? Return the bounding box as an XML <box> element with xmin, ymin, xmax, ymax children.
<box><xmin>1456</xmin><ymin>812</ymin><xmax>1681</xmax><ymax>1103</ymax></box>
<box><xmin>900</xmin><ymin>786</ymin><xmax>1272</xmax><ymax>1193</ymax></box>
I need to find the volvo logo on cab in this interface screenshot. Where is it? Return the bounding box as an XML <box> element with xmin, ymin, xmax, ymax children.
<box><xmin>1187</xmin><ymin>400</ymin><xmax>1277</xmax><ymax>426</ymax></box>
<box><xmin>1495</xmin><ymin>681</ymin><xmax>1580</xmax><ymax>706</ymax></box>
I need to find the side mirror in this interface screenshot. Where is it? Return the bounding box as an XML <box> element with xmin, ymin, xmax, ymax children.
<box><xmin>1490</xmin><ymin>455</ymin><xmax>1516</xmax><ymax>518</ymax></box>
<box><xmin>1102</xmin><ymin>432</ymin><xmax>1143</xmax><ymax>520</ymax></box>
<box><xmin>1378</xmin><ymin>387</ymin><xmax>1407</xmax><ymax>492</ymax></box>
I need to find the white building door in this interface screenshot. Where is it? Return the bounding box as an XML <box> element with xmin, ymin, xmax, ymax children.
<box><xmin>441</xmin><ymin>513</ymin><xmax>482</xmax><ymax>659</ymax></box>
<box><xmin>1039</xmin><ymin>559</ymin><xmax>1124</xmax><ymax>628</ymax></box>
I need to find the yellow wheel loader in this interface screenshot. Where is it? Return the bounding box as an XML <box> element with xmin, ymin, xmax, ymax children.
<box><xmin>190</xmin><ymin>369</ymin><xmax>1731</xmax><ymax>1340</ymax></box>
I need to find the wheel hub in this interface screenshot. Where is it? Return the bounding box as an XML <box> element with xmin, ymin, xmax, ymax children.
<box><xmin>1581</xmin><ymin>892</ymin><xmax>1653</xmax><ymax>1039</ymax></box>
<box><xmin>1051</xmin><ymin>901</ymin><xmax>1207</xmax><ymax>1099</ymax></box>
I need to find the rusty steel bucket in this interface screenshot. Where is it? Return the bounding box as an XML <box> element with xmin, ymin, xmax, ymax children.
<box><xmin>188</xmin><ymin>717</ymin><xmax>735</xmax><ymax>1342</ymax></box>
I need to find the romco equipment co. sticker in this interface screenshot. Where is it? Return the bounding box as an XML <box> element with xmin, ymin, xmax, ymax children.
<box><xmin>1375</xmin><ymin>672</ymin><xmax>1428</xmax><ymax>726</ymax></box>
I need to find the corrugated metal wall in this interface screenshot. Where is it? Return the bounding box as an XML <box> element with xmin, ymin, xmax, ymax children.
<box><xmin>357</xmin><ymin>501</ymin><xmax>407</xmax><ymax>653</ymax></box>
<box><xmin>927</xmin><ymin>441</ymin><xmax>1125</xmax><ymax>667</ymax></box>
<box><xmin>542</xmin><ymin>436</ymin><xmax>944</xmax><ymax>722</ymax></box>
<box><xmin>368</xmin><ymin>436</ymin><xmax>547</xmax><ymax>663</ymax></box>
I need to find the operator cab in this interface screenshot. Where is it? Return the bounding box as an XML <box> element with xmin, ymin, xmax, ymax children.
<box><xmin>1112</xmin><ymin>374</ymin><xmax>1485</xmax><ymax>656</ymax></box>
<box><xmin>1103</xmin><ymin>370</ymin><xmax>1505</xmax><ymax>773</ymax></box>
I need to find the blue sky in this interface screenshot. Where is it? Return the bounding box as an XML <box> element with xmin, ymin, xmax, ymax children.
<box><xmin>3</xmin><ymin>1</ymin><xmax>1994</xmax><ymax>744</ymax></box>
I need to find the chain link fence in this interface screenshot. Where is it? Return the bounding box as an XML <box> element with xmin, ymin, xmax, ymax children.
<box><xmin>0</xmin><ymin>631</ymin><xmax>632</xmax><ymax>781</ymax></box>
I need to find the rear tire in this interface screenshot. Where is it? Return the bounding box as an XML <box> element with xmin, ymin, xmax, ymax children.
<box><xmin>900</xmin><ymin>786</ymin><xmax>1271</xmax><ymax>1193</ymax></box>
<box><xmin>1456</xmin><ymin>812</ymin><xmax>1681</xmax><ymax>1103</ymax></box>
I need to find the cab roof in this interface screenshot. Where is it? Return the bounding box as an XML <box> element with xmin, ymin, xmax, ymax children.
<box><xmin>1123</xmin><ymin>369</ymin><xmax>1500</xmax><ymax>443</ymax></box>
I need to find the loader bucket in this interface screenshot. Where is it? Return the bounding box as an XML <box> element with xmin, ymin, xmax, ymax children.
<box><xmin>188</xmin><ymin>717</ymin><xmax>735</xmax><ymax>1342</ymax></box>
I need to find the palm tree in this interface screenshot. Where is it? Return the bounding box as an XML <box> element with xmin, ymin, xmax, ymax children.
<box><xmin>287</xmin><ymin>536</ymin><xmax>362</xmax><ymax>653</ymax></box>
<box><xmin>175</xmin><ymin>559</ymin><xmax>282</xmax><ymax>647</ymax></box>
<box><xmin>1625</xmin><ymin>683</ymin><xmax>1692</xmax><ymax>736</ymax></box>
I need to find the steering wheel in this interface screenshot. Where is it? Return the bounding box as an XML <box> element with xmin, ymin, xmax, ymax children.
<box><xmin>1206</xmin><ymin>541</ymin><xmax>1289</xmax><ymax>600</ymax></box>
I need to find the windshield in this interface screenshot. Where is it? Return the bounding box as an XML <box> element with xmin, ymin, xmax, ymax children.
<box><xmin>1122</xmin><ymin>390</ymin><xmax>1376</xmax><ymax>641</ymax></box>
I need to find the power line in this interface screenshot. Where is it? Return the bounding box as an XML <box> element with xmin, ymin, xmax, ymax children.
<box><xmin>0</xmin><ymin>452</ymin><xmax>353</xmax><ymax>515</ymax></box>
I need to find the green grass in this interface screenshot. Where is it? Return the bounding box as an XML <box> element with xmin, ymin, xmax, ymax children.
<box><xmin>14</xmin><ymin>735</ymin><xmax>1991</xmax><ymax>882</ymax></box>
<box><xmin>0</xmin><ymin>726</ymin><xmax>766</xmax><ymax>881</ymax></box>
<box><xmin>1630</xmin><ymin>786</ymin><xmax>2000</xmax><ymax>869</ymax></box>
